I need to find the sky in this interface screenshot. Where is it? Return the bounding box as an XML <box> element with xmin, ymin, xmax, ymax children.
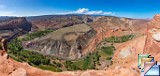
<box><xmin>0</xmin><ymin>0</ymin><xmax>160</xmax><ymax>18</ymax></box>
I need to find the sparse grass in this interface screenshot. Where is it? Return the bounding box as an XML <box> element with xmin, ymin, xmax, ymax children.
<box><xmin>38</xmin><ymin>65</ymin><xmax>62</xmax><ymax>72</ymax></box>
<box><xmin>47</xmin><ymin>24</ymin><xmax>91</xmax><ymax>40</ymax></box>
<box><xmin>105</xmin><ymin>35</ymin><xmax>135</xmax><ymax>43</ymax></box>
<box><xmin>22</xmin><ymin>29</ymin><xmax>53</xmax><ymax>41</ymax></box>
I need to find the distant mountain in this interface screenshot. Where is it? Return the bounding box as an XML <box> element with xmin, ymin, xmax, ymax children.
<box><xmin>63</xmin><ymin>14</ymin><xmax>105</xmax><ymax>16</ymax></box>
<box><xmin>0</xmin><ymin>16</ymin><xmax>16</xmax><ymax>20</ymax></box>
<box><xmin>26</xmin><ymin>14</ymin><xmax>100</xmax><ymax>21</ymax></box>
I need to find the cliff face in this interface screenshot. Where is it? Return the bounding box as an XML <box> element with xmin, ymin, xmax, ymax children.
<box><xmin>82</xmin><ymin>16</ymin><xmax>148</xmax><ymax>55</ymax></box>
<box><xmin>111</xmin><ymin>14</ymin><xmax>160</xmax><ymax>76</ymax></box>
<box><xmin>0</xmin><ymin>17</ymin><xmax>32</xmax><ymax>39</ymax></box>
<box><xmin>0</xmin><ymin>17</ymin><xmax>32</xmax><ymax>31</ymax></box>
<box><xmin>143</xmin><ymin>14</ymin><xmax>160</xmax><ymax>61</ymax></box>
<box><xmin>91</xmin><ymin>16</ymin><xmax>148</xmax><ymax>35</ymax></box>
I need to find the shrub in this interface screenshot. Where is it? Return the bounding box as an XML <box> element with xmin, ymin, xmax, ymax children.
<box><xmin>101</xmin><ymin>46</ymin><xmax>115</xmax><ymax>55</ymax></box>
<box><xmin>8</xmin><ymin>39</ymin><xmax>50</xmax><ymax>66</ymax></box>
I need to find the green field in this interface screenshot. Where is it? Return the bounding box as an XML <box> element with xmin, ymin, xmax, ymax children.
<box><xmin>105</xmin><ymin>35</ymin><xmax>135</xmax><ymax>43</ymax></box>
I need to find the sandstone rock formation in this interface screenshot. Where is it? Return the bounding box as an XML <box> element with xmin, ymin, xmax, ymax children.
<box><xmin>144</xmin><ymin>14</ymin><xmax>160</xmax><ymax>61</ymax></box>
<box><xmin>82</xmin><ymin>16</ymin><xmax>148</xmax><ymax>56</ymax></box>
<box><xmin>23</xmin><ymin>24</ymin><xmax>96</xmax><ymax>59</ymax></box>
<box><xmin>10</xmin><ymin>68</ymin><xmax>27</xmax><ymax>76</ymax></box>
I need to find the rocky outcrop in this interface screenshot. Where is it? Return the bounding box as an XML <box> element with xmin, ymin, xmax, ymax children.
<box><xmin>152</xmin><ymin>32</ymin><xmax>160</xmax><ymax>41</ymax></box>
<box><xmin>0</xmin><ymin>17</ymin><xmax>32</xmax><ymax>31</ymax></box>
<box><xmin>23</xmin><ymin>24</ymin><xmax>96</xmax><ymax>59</ymax></box>
<box><xmin>0</xmin><ymin>17</ymin><xmax>32</xmax><ymax>39</ymax></box>
<box><xmin>143</xmin><ymin>14</ymin><xmax>160</xmax><ymax>61</ymax></box>
<box><xmin>10</xmin><ymin>68</ymin><xmax>27</xmax><ymax>76</ymax></box>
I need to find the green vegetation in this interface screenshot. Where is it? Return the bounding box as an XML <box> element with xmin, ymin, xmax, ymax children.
<box><xmin>65</xmin><ymin>51</ymin><xmax>101</xmax><ymax>70</ymax></box>
<box><xmin>101</xmin><ymin>46</ymin><xmax>115</xmax><ymax>55</ymax></box>
<box><xmin>8</xmin><ymin>38</ymin><xmax>115</xmax><ymax>71</ymax></box>
<box><xmin>82</xmin><ymin>55</ymin><xmax>92</xmax><ymax>70</ymax></box>
<box><xmin>64</xmin><ymin>60</ymin><xmax>81</xmax><ymax>71</ymax></box>
<box><xmin>8</xmin><ymin>38</ymin><xmax>62</xmax><ymax>72</ymax></box>
<box><xmin>106</xmin><ymin>57</ymin><xmax>112</xmax><ymax>60</ymax></box>
<box><xmin>8</xmin><ymin>29</ymin><xmax>117</xmax><ymax>71</ymax></box>
<box><xmin>22</xmin><ymin>29</ymin><xmax>53</xmax><ymax>41</ymax></box>
<box><xmin>105</xmin><ymin>35</ymin><xmax>135</xmax><ymax>43</ymax></box>
<box><xmin>8</xmin><ymin>39</ymin><xmax>50</xmax><ymax>65</ymax></box>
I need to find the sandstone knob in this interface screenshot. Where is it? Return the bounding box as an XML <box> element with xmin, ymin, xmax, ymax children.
<box><xmin>10</xmin><ymin>68</ymin><xmax>27</xmax><ymax>76</ymax></box>
<box><xmin>150</xmin><ymin>14</ymin><xmax>160</xmax><ymax>29</ymax></box>
<box><xmin>152</xmin><ymin>32</ymin><xmax>160</xmax><ymax>41</ymax></box>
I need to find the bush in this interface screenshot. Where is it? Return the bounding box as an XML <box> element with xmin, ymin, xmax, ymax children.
<box><xmin>83</xmin><ymin>56</ymin><xmax>91</xmax><ymax>70</ymax></box>
<box><xmin>101</xmin><ymin>46</ymin><xmax>115</xmax><ymax>55</ymax></box>
<box><xmin>64</xmin><ymin>60</ymin><xmax>81</xmax><ymax>71</ymax></box>
<box><xmin>106</xmin><ymin>57</ymin><xmax>112</xmax><ymax>60</ymax></box>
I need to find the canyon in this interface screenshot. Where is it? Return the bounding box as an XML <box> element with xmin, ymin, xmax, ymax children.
<box><xmin>0</xmin><ymin>14</ymin><xmax>160</xmax><ymax>76</ymax></box>
<box><xmin>23</xmin><ymin>16</ymin><xmax>148</xmax><ymax>59</ymax></box>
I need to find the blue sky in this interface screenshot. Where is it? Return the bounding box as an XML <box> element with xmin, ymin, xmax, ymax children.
<box><xmin>0</xmin><ymin>0</ymin><xmax>160</xmax><ymax>18</ymax></box>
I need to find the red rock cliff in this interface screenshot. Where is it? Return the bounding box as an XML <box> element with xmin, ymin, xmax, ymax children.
<box><xmin>144</xmin><ymin>14</ymin><xmax>160</xmax><ymax>61</ymax></box>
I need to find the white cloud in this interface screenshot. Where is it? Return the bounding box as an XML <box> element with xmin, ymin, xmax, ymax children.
<box><xmin>57</xmin><ymin>8</ymin><xmax>114</xmax><ymax>15</ymax></box>
<box><xmin>75</xmin><ymin>8</ymin><xmax>89</xmax><ymax>14</ymax></box>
